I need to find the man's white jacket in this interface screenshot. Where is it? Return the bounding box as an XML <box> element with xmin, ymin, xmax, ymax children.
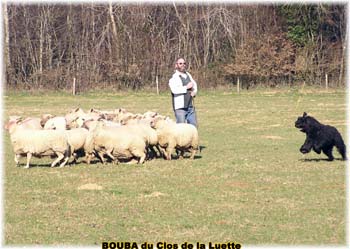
<box><xmin>169</xmin><ymin>70</ymin><xmax>198</xmax><ymax>110</ymax></box>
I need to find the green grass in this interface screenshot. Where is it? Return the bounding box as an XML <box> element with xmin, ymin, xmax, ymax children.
<box><xmin>3</xmin><ymin>87</ymin><xmax>347</xmax><ymax>246</ymax></box>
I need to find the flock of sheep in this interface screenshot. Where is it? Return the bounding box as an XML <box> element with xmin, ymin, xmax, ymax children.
<box><xmin>5</xmin><ymin>108</ymin><xmax>199</xmax><ymax>168</ymax></box>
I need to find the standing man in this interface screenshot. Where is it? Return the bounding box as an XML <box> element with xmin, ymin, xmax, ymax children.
<box><xmin>169</xmin><ymin>58</ymin><xmax>198</xmax><ymax>127</ymax></box>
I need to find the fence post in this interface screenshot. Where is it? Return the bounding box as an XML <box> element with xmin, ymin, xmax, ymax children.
<box><xmin>237</xmin><ymin>77</ymin><xmax>240</xmax><ymax>93</ymax></box>
<box><xmin>72</xmin><ymin>77</ymin><xmax>76</xmax><ymax>95</ymax></box>
<box><xmin>325</xmin><ymin>73</ymin><xmax>328</xmax><ymax>89</ymax></box>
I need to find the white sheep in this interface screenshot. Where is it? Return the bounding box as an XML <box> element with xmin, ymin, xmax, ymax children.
<box><xmin>112</xmin><ymin>110</ymin><xmax>135</xmax><ymax>123</ymax></box>
<box><xmin>124</xmin><ymin>124</ymin><xmax>160</xmax><ymax>159</ymax></box>
<box><xmin>88</xmin><ymin>108</ymin><xmax>117</xmax><ymax>120</ymax></box>
<box><xmin>8</xmin><ymin>122</ymin><xmax>71</xmax><ymax>169</ymax></box>
<box><xmin>65</xmin><ymin>107</ymin><xmax>86</xmax><ymax>128</ymax></box>
<box><xmin>120</xmin><ymin>115</ymin><xmax>141</xmax><ymax>125</ymax></box>
<box><xmin>44</xmin><ymin>116</ymin><xmax>67</xmax><ymax>130</ymax></box>
<box><xmin>81</xmin><ymin>119</ymin><xmax>121</xmax><ymax>131</ymax></box>
<box><xmin>69</xmin><ymin>116</ymin><xmax>86</xmax><ymax>128</ymax></box>
<box><xmin>41</xmin><ymin>114</ymin><xmax>54</xmax><ymax>127</ymax></box>
<box><xmin>5</xmin><ymin>117</ymin><xmax>43</xmax><ymax>131</ymax></box>
<box><xmin>69</xmin><ymin>112</ymin><xmax>105</xmax><ymax>128</ymax></box>
<box><xmin>83</xmin><ymin>121</ymin><xmax>153</xmax><ymax>146</ymax></box>
<box><xmin>142</xmin><ymin>111</ymin><xmax>158</xmax><ymax>119</ymax></box>
<box><xmin>150</xmin><ymin>118</ymin><xmax>199</xmax><ymax>160</ymax></box>
<box><xmin>84</xmin><ymin>123</ymin><xmax>146</xmax><ymax>165</ymax></box>
<box><xmin>65</xmin><ymin>128</ymin><xmax>89</xmax><ymax>164</ymax></box>
<box><xmin>100</xmin><ymin>119</ymin><xmax>122</xmax><ymax>128</ymax></box>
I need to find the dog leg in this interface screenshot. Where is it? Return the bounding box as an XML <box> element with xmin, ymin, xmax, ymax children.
<box><xmin>322</xmin><ymin>148</ymin><xmax>334</xmax><ymax>161</ymax></box>
<box><xmin>300</xmin><ymin>136</ymin><xmax>313</xmax><ymax>154</ymax></box>
<box><xmin>313</xmin><ymin>146</ymin><xmax>322</xmax><ymax>154</ymax></box>
<box><xmin>335</xmin><ymin>138</ymin><xmax>347</xmax><ymax>160</ymax></box>
<box><xmin>300</xmin><ymin>145</ymin><xmax>312</xmax><ymax>154</ymax></box>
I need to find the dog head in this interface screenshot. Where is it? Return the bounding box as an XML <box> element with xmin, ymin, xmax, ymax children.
<box><xmin>295</xmin><ymin>112</ymin><xmax>321</xmax><ymax>133</ymax></box>
<box><xmin>295</xmin><ymin>112</ymin><xmax>311</xmax><ymax>133</ymax></box>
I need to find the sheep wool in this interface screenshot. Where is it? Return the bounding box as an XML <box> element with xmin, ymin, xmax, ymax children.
<box><xmin>151</xmin><ymin>119</ymin><xmax>199</xmax><ymax>160</ymax></box>
<box><xmin>85</xmin><ymin>123</ymin><xmax>146</xmax><ymax>164</ymax></box>
<box><xmin>65</xmin><ymin>128</ymin><xmax>89</xmax><ymax>163</ymax></box>
<box><xmin>10</xmin><ymin>128</ymin><xmax>71</xmax><ymax>168</ymax></box>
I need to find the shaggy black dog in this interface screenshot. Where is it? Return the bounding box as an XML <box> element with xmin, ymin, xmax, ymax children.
<box><xmin>295</xmin><ymin>112</ymin><xmax>346</xmax><ymax>161</ymax></box>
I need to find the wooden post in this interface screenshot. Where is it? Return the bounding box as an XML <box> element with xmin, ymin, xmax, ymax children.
<box><xmin>72</xmin><ymin>77</ymin><xmax>76</xmax><ymax>95</ymax></box>
<box><xmin>156</xmin><ymin>75</ymin><xmax>159</xmax><ymax>95</ymax></box>
<box><xmin>325</xmin><ymin>73</ymin><xmax>328</xmax><ymax>89</ymax></box>
<box><xmin>237</xmin><ymin>77</ymin><xmax>240</xmax><ymax>93</ymax></box>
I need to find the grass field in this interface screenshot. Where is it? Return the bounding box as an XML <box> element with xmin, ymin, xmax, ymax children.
<box><xmin>3</xmin><ymin>87</ymin><xmax>347</xmax><ymax>246</ymax></box>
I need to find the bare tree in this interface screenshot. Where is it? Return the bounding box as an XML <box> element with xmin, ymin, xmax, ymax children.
<box><xmin>4</xmin><ymin>3</ymin><xmax>346</xmax><ymax>90</ymax></box>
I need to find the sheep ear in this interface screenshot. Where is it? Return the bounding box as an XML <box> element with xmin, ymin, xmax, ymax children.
<box><xmin>303</xmin><ymin>112</ymin><xmax>307</xmax><ymax>117</ymax></box>
<box><xmin>74</xmin><ymin>107</ymin><xmax>82</xmax><ymax>113</ymax></box>
<box><xmin>16</xmin><ymin>118</ymin><xmax>23</xmax><ymax>124</ymax></box>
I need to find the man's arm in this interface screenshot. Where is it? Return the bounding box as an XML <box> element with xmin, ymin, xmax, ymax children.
<box><xmin>169</xmin><ymin>74</ymin><xmax>193</xmax><ymax>94</ymax></box>
<box><xmin>187</xmin><ymin>73</ymin><xmax>198</xmax><ymax>97</ymax></box>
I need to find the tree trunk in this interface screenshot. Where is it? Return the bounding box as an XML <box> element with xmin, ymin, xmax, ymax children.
<box><xmin>3</xmin><ymin>2</ymin><xmax>11</xmax><ymax>85</ymax></box>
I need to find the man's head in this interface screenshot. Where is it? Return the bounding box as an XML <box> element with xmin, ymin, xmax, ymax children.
<box><xmin>175</xmin><ymin>58</ymin><xmax>187</xmax><ymax>73</ymax></box>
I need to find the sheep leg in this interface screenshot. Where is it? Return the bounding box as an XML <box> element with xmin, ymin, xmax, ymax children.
<box><xmin>59</xmin><ymin>155</ymin><xmax>70</xmax><ymax>168</ymax></box>
<box><xmin>156</xmin><ymin>145</ymin><xmax>162</xmax><ymax>157</ymax></box>
<box><xmin>138</xmin><ymin>152</ymin><xmax>146</xmax><ymax>164</ymax></box>
<box><xmin>177</xmin><ymin>149</ymin><xmax>185</xmax><ymax>159</ymax></box>
<box><xmin>70</xmin><ymin>152</ymin><xmax>77</xmax><ymax>164</ymax></box>
<box><xmin>145</xmin><ymin>147</ymin><xmax>152</xmax><ymax>160</ymax></box>
<box><xmin>114</xmin><ymin>158</ymin><xmax>120</xmax><ymax>165</ymax></box>
<box><xmin>189</xmin><ymin>148</ymin><xmax>197</xmax><ymax>160</ymax></box>
<box><xmin>97</xmin><ymin>151</ymin><xmax>106</xmax><ymax>164</ymax></box>
<box><xmin>165</xmin><ymin>146</ymin><xmax>174</xmax><ymax>160</ymax></box>
<box><xmin>180</xmin><ymin>150</ymin><xmax>185</xmax><ymax>159</ymax></box>
<box><xmin>24</xmin><ymin>152</ymin><xmax>32</xmax><ymax>169</ymax></box>
<box><xmin>51</xmin><ymin>152</ymin><xmax>64</xmax><ymax>167</ymax></box>
<box><xmin>105</xmin><ymin>151</ymin><xmax>115</xmax><ymax>161</ymax></box>
<box><xmin>85</xmin><ymin>153</ymin><xmax>93</xmax><ymax>164</ymax></box>
<box><xmin>14</xmin><ymin>154</ymin><xmax>21</xmax><ymax>167</ymax></box>
<box><xmin>148</xmin><ymin>145</ymin><xmax>159</xmax><ymax>159</ymax></box>
<box><xmin>129</xmin><ymin>148</ymin><xmax>146</xmax><ymax>164</ymax></box>
<box><xmin>158</xmin><ymin>146</ymin><xmax>166</xmax><ymax>159</ymax></box>
<box><xmin>153</xmin><ymin>145</ymin><xmax>162</xmax><ymax>158</ymax></box>
<box><xmin>165</xmin><ymin>141</ymin><xmax>177</xmax><ymax>160</ymax></box>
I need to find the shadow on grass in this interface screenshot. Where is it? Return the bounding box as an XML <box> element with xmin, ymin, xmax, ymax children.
<box><xmin>17</xmin><ymin>149</ymin><xmax>206</xmax><ymax>168</ymax></box>
<box><xmin>170</xmin><ymin>154</ymin><xmax>202</xmax><ymax>160</ymax></box>
<box><xmin>17</xmin><ymin>163</ymin><xmax>54</xmax><ymax>168</ymax></box>
<box><xmin>299</xmin><ymin>158</ymin><xmax>345</xmax><ymax>162</ymax></box>
<box><xmin>17</xmin><ymin>159</ymin><xmax>95</xmax><ymax>168</ymax></box>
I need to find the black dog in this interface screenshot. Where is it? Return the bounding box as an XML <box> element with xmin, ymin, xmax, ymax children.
<box><xmin>295</xmin><ymin>112</ymin><xmax>346</xmax><ymax>161</ymax></box>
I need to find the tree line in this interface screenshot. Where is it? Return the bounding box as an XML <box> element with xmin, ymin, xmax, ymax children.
<box><xmin>3</xmin><ymin>3</ymin><xmax>347</xmax><ymax>91</ymax></box>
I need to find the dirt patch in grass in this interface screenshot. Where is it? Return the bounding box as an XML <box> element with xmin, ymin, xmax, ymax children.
<box><xmin>77</xmin><ymin>183</ymin><xmax>103</xmax><ymax>190</ymax></box>
<box><xmin>262</xmin><ymin>135</ymin><xmax>285</xmax><ymax>140</ymax></box>
<box><xmin>142</xmin><ymin>191</ymin><xmax>168</xmax><ymax>198</ymax></box>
